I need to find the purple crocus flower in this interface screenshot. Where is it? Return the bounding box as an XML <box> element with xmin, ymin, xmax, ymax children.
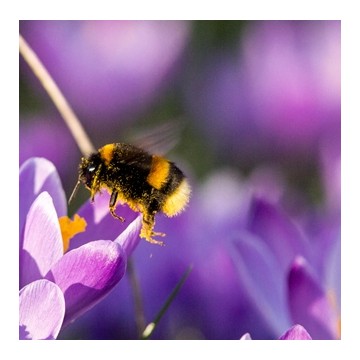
<box><xmin>241</xmin><ymin>324</ymin><xmax>312</xmax><ymax>340</ymax></box>
<box><xmin>233</xmin><ymin>197</ymin><xmax>340</xmax><ymax>340</ymax></box>
<box><xmin>20</xmin><ymin>279</ymin><xmax>65</xmax><ymax>340</ymax></box>
<box><xmin>19</xmin><ymin>157</ymin><xmax>142</xmax><ymax>339</ymax></box>
<box><xmin>278</xmin><ymin>324</ymin><xmax>312</xmax><ymax>340</ymax></box>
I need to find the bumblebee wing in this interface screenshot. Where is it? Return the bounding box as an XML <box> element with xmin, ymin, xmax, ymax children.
<box><xmin>128</xmin><ymin>120</ymin><xmax>184</xmax><ymax>156</ymax></box>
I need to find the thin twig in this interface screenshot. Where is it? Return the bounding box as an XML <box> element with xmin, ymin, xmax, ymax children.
<box><xmin>127</xmin><ymin>258</ymin><xmax>147</xmax><ymax>337</ymax></box>
<box><xmin>19</xmin><ymin>34</ymin><xmax>95</xmax><ymax>157</ymax></box>
<box><xmin>142</xmin><ymin>265</ymin><xmax>193</xmax><ymax>340</ymax></box>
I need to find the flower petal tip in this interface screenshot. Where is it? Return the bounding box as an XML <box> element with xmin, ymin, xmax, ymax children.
<box><xmin>279</xmin><ymin>324</ymin><xmax>312</xmax><ymax>340</ymax></box>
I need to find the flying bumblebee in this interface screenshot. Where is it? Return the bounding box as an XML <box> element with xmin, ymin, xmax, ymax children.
<box><xmin>69</xmin><ymin>142</ymin><xmax>191</xmax><ymax>246</ymax></box>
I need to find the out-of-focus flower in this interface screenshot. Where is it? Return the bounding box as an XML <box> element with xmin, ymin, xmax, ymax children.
<box><xmin>232</xmin><ymin>198</ymin><xmax>340</xmax><ymax>339</ymax></box>
<box><xmin>186</xmin><ymin>21</ymin><xmax>340</xmax><ymax>165</ymax></box>
<box><xmin>278</xmin><ymin>324</ymin><xmax>312</xmax><ymax>340</ymax></box>
<box><xmin>240</xmin><ymin>333</ymin><xmax>252</xmax><ymax>340</ymax></box>
<box><xmin>20</xmin><ymin>20</ymin><xmax>191</xmax><ymax>125</ymax></box>
<box><xmin>19</xmin><ymin>279</ymin><xmax>65</xmax><ymax>340</ymax></box>
<box><xmin>19</xmin><ymin>158</ymin><xmax>142</xmax><ymax>338</ymax></box>
<box><xmin>241</xmin><ymin>324</ymin><xmax>312</xmax><ymax>340</ymax></box>
<box><xmin>287</xmin><ymin>257</ymin><xmax>340</xmax><ymax>339</ymax></box>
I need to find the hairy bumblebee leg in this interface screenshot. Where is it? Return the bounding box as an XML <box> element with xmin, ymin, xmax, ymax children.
<box><xmin>109</xmin><ymin>190</ymin><xmax>125</xmax><ymax>222</ymax></box>
<box><xmin>151</xmin><ymin>231</ymin><xmax>166</xmax><ymax>237</ymax></box>
<box><xmin>140</xmin><ymin>212</ymin><xmax>165</xmax><ymax>246</ymax></box>
<box><xmin>90</xmin><ymin>170</ymin><xmax>102</xmax><ymax>202</ymax></box>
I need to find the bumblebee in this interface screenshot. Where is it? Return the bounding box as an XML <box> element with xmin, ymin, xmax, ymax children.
<box><xmin>70</xmin><ymin>143</ymin><xmax>191</xmax><ymax>246</ymax></box>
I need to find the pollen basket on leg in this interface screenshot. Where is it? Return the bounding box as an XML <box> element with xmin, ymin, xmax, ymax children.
<box><xmin>99</xmin><ymin>144</ymin><xmax>115</xmax><ymax>165</ymax></box>
<box><xmin>147</xmin><ymin>156</ymin><xmax>170</xmax><ymax>190</ymax></box>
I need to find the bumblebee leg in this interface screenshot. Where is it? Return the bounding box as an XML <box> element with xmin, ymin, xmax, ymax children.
<box><xmin>89</xmin><ymin>168</ymin><xmax>102</xmax><ymax>202</ymax></box>
<box><xmin>140</xmin><ymin>212</ymin><xmax>165</xmax><ymax>246</ymax></box>
<box><xmin>109</xmin><ymin>190</ymin><xmax>125</xmax><ymax>222</ymax></box>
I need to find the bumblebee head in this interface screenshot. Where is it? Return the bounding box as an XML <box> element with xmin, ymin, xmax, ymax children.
<box><xmin>68</xmin><ymin>153</ymin><xmax>102</xmax><ymax>205</ymax></box>
<box><xmin>79</xmin><ymin>156</ymin><xmax>101</xmax><ymax>189</ymax></box>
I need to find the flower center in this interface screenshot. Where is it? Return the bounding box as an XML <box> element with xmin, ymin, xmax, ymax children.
<box><xmin>58</xmin><ymin>214</ymin><xmax>87</xmax><ymax>252</ymax></box>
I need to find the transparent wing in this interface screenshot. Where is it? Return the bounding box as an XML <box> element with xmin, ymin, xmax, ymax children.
<box><xmin>128</xmin><ymin>120</ymin><xmax>185</xmax><ymax>156</ymax></box>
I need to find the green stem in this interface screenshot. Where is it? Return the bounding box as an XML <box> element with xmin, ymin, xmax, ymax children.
<box><xmin>141</xmin><ymin>265</ymin><xmax>193</xmax><ymax>339</ymax></box>
<box><xmin>127</xmin><ymin>259</ymin><xmax>147</xmax><ymax>337</ymax></box>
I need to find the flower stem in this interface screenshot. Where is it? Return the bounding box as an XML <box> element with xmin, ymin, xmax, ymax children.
<box><xmin>141</xmin><ymin>265</ymin><xmax>193</xmax><ymax>340</ymax></box>
<box><xmin>127</xmin><ymin>258</ymin><xmax>147</xmax><ymax>337</ymax></box>
<box><xmin>19</xmin><ymin>34</ymin><xmax>95</xmax><ymax>157</ymax></box>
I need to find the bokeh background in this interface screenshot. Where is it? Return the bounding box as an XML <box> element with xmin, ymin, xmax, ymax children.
<box><xmin>19</xmin><ymin>20</ymin><xmax>341</xmax><ymax>340</ymax></box>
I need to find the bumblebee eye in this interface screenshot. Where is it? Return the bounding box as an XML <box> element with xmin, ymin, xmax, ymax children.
<box><xmin>83</xmin><ymin>163</ymin><xmax>97</xmax><ymax>187</ymax></box>
<box><xmin>87</xmin><ymin>165</ymin><xmax>96</xmax><ymax>173</ymax></box>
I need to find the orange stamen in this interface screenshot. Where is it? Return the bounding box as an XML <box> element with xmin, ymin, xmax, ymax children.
<box><xmin>58</xmin><ymin>214</ymin><xmax>87</xmax><ymax>252</ymax></box>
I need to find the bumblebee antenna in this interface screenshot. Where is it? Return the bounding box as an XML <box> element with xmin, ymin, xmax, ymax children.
<box><xmin>68</xmin><ymin>179</ymin><xmax>81</xmax><ymax>205</ymax></box>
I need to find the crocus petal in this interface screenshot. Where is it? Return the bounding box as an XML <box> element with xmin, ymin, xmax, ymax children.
<box><xmin>240</xmin><ymin>333</ymin><xmax>252</xmax><ymax>340</ymax></box>
<box><xmin>278</xmin><ymin>324</ymin><xmax>312</xmax><ymax>340</ymax></box>
<box><xmin>288</xmin><ymin>257</ymin><xmax>338</xmax><ymax>339</ymax></box>
<box><xmin>69</xmin><ymin>192</ymin><xmax>138</xmax><ymax>251</ymax></box>
<box><xmin>232</xmin><ymin>233</ymin><xmax>291</xmax><ymax>335</ymax></box>
<box><xmin>20</xmin><ymin>192</ymin><xmax>64</xmax><ymax>288</ymax></box>
<box><xmin>246</xmin><ymin>198</ymin><xmax>310</xmax><ymax>273</ymax></box>
<box><xmin>19</xmin><ymin>279</ymin><xmax>65</xmax><ymax>340</ymax></box>
<box><xmin>19</xmin><ymin>157</ymin><xmax>66</xmax><ymax>235</ymax></box>
<box><xmin>115</xmin><ymin>215</ymin><xmax>142</xmax><ymax>257</ymax></box>
<box><xmin>46</xmin><ymin>240</ymin><xmax>126</xmax><ymax>327</ymax></box>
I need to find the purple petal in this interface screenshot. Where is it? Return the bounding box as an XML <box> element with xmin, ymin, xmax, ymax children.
<box><xmin>240</xmin><ymin>333</ymin><xmax>252</xmax><ymax>340</ymax></box>
<box><xmin>46</xmin><ymin>240</ymin><xmax>126</xmax><ymax>327</ymax></box>
<box><xmin>246</xmin><ymin>198</ymin><xmax>310</xmax><ymax>272</ymax></box>
<box><xmin>19</xmin><ymin>279</ymin><xmax>65</xmax><ymax>340</ymax></box>
<box><xmin>69</xmin><ymin>192</ymin><xmax>138</xmax><ymax>251</ymax></box>
<box><xmin>20</xmin><ymin>192</ymin><xmax>64</xmax><ymax>288</ymax></box>
<box><xmin>115</xmin><ymin>215</ymin><xmax>142</xmax><ymax>257</ymax></box>
<box><xmin>232</xmin><ymin>233</ymin><xmax>291</xmax><ymax>335</ymax></box>
<box><xmin>279</xmin><ymin>324</ymin><xmax>312</xmax><ymax>340</ymax></box>
<box><xmin>288</xmin><ymin>257</ymin><xmax>339</xmax><ymax>339</ymax></box>
<box><xmin>20</xmin><ymin>157</ymin><xmax>67</xmax><ymax>235</ymax></box>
